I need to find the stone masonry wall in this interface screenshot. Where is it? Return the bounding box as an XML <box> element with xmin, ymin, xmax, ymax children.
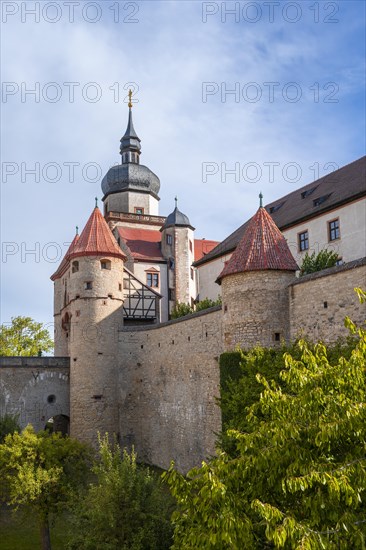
<box><xmin>289</xmin><ymin>258</ymin><xmax>366</xmax><ymax>342</ymax></box>
<box><xmin>118</xmin><ymin>307</ymin><xmax>222</xmax><ymax>473</ymax></box>
<box><xmin>221</xmin><ymin>270</ymin><xmax>295</xmax><ymax>350</ymax></box>
<box><xmin>0</xmin><ymin>357</ymin><xmax>70</xmax><ymax>431</ymax></box>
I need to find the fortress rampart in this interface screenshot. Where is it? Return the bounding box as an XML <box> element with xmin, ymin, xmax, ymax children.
<box><xmin>1</xmin><ymin>260</ymin><xmax>365</xmax><ymax>471</ymax></box>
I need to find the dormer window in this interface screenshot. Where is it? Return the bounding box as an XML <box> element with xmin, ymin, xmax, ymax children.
<box><xmin>313</xmin><ymin>194</ymin><xmax>331</xmax><ymax>207</ymax></box>
<box><xmin>269</xmin><ymin>202</ymin><xmax>285</xmax><ymax>214</ymax></box>
<box><xmin>301</xmin><ymin>187</ymin><xmax>317</xmax><ymax>199</ymax></box>
<box><xmin>101</xmin><ymin>259</ymin><xmax>111</xmax><ymax>270</ymax></box>
<box><xmin>72</xmin><ymin>261</ymin><xmax>79</xmax><ymax>273</ymax></box>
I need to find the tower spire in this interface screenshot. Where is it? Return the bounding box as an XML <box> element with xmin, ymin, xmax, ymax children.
<box><xmin>120</xmin><ymin>90</ymin><xmax>141</xmax><ymax>164</ymax></box>
<box><xmin>128</xmin><ymin>89</ymin><xmax>133</xmax><ymax>109</ymax></box>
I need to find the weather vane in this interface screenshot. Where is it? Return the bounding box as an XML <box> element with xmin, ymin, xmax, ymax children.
<box><xmin>128</xmin><ymin>89</ymin><xmax>133</xmax><ymax>108</ymax></box>
<box><xmin>259</xmin><ymin>192</ymin><xmax>263</xmax><ymax>208</ymax></box>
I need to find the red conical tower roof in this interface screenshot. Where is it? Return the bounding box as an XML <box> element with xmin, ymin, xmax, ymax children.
<box><xmin>218</xmin><ymin>206</ymin><xmax>298</xmax><ymax>282</ymax></box>
<box><xmin>70</xmin><ymin>206</ymin><xmax>126</xmax><ymax>261</ymax></box>
<box><xmin>50</xmin><ymin>233</ymin><xmax>80</xmax><ymax>281</ymax></box>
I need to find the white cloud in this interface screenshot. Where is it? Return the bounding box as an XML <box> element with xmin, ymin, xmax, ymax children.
<box><xmin>1</xmin><ymin>0</ymin><xmax>364</xmax><ymax>325</ymax></box>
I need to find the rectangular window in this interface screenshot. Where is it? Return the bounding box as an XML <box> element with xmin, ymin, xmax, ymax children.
<box><xmin>328</xmin><ymin>219</ymin><xmax>340</xmax><ymax>241</ymax></box>
<box><xmin>85</xmin><ymin>281</ymin><xmax>92</xmax><ymax>290</ymax></box>
<box><xmin>134</xmin><ymin>207</ymin><xmax>144</xmax><ymax>215</ymax></box>
<box><xmin>147</xmin><ymin>272</ymin><xmax>159</xmax><ymax>288</ymax></box>
<box><xmin>189</xmin><ymin>240</ymin><xmax>193</xmax><ymax>252</ymax></box>
<box><xmin>190</xmin><ymin>267</ymin><xmax>194</xmax><ymax>280</ymax></box>
<box><xmin>167</xmin><ymin>234</ymin><xmax>173</xmax><ymax>245</ymax></box>
<box><xmin>298</xmin><ymin>231</ymin><xmax>309</xmax><ymax>252</ymax></box>
<box><xmin>168</xmin><ymin>288</ymin><xmax>175</xmax><ymax>301</ymax></box>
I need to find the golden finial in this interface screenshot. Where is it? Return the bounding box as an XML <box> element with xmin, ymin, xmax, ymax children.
<box><xmin>128</xmin><ymin>89</ymin><xmax>133</xmax><ymax>108</ymax></box>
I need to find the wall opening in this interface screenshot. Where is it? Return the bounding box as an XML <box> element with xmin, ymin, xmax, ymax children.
<box><xmin>45</xmin><ymin>414</ymin><xmax>70</xmax><ymax>435</ymax></box>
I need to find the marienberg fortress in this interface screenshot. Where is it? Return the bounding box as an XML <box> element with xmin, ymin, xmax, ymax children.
<box><xmin>1</xmin><ymin>101</ymin><xmax>365</xmax><ymax>472</ymax></box>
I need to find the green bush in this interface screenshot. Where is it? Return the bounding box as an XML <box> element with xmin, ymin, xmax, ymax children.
<box><xmin>299</xmin><ymin>248</ymin><xmax>339</xmax><ymax>276</ymax></box>
<box><xmin>68</xmin><ymin>435</ymin><xmax>174</xmax><ymax>550</ymax></box>
<box><xmin>171</xmin><ymin>297</ymin><xmax>222</xmax><ymax>319</ymax></box>
<box><xmin>170</xmin><ymin>302</ymin><xmax>193</xmax><ymax>319</ymax></box>
<box><xmin>0</xmin><ymin>414</ymin><xmax>20</xmax><ymax>443</ymax></box>
<box><xmin>195</xmin><ymin>296</ymin><xmax>222</xmax><ymax>312</ymax></box>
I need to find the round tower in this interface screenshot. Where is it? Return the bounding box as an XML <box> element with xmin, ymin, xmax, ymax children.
<box><xmin>52</xmin><ymin>202</ymin><xmax>126</xmax><ymax>446</ymax></box>
<box><xmin>218</xmin><ymin>194</ymin><xmax>298</xmax><ymax>350</ymax></box>
<box><xmin>161</xmin><ymin>198</ymin><xmax>196</xmax><ymax>315</ymax></box>
<box><xmin>51</xmin><ymin>231</ymin><xmax>79</xmax><ymax>356</ymax></box>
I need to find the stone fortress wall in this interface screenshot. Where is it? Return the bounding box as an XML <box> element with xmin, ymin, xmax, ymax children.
<box><xmin>289</xmin><ymin>258</ymin><xmax>366</xmax><ymax>342</ymax></box>
<box><xmin>0</xmin><ymin>357</ymin><xmax>70</xmax><ymax>432</ymax></box>
<box><xmin>0</xmin><ymin>260</ymin><xmax>365</xmax><ymax>471</ymax></box>
<box><xmin>118</xmin><ymin>306</ymin><xmax>223</xmax><ymax>473</ymax></box>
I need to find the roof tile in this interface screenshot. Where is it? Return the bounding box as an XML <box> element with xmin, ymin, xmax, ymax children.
<box><xmin>194</xmin><ymin>239</ymin><xmax>220</xmax><ymax>262</ymax></box>
<box><xmin>70</xmin><ymin>207</ymin><xmax>126</xmax><ymax>261</ymax></box>
<box><xmin>117</xmin><ymin>227</ymin><xmax>164</xmax><ymax>261</ymax></box>
<box><xmin>218</xmin><ymin>207</ymin><xmax>298</xmax><ymax>282</ymax></box>
<box><xmin>50</xmin><ymin>234</ymin><xmax>79</xmax><ymax>281</ymax></box>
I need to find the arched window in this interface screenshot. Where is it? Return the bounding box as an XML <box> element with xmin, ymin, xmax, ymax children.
<box><xmin>101</xmin><ymin>259</ymin><xmax>111</xmax><ymax>270</ymax></box>
<box><xmin>72</xmin><ymin>261</ymin><xmax>79</xmax><ymax>273</ymax></box>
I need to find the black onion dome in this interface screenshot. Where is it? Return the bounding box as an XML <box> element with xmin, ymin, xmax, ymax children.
<box><xmin>101</xmin><ymin>163</ymin><xmax>161</xmax><ymax>199</ymax></box>
<box><xmin>162</xmin><ymin>204</ymin><xmax>194</xmax><ymax>230</ymax></box>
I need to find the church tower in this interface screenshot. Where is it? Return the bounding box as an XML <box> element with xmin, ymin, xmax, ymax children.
<box><xmin>101</xmin><ymin>91</ymin><xmax>161</xmax><ymax>217</ymax></box>
<box><xmin>51</xmin><ymin>202</ymin><xmax>125</xmax><ymax>446</ymax></box>
<box><xmin>161</xmin><ymin>198</ymin><xmax>196</xmax><ymax>315</ymax></box>
<box><xmin>218</xmin><ymin>194</ymin><xmax>298</xmax><ymax>350</ymax></box>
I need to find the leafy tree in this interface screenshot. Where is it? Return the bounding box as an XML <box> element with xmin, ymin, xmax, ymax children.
<box><xmin>171</xmin><ymin>302</ymin><xmax>194</xmax><ymax>319</ymax></box>
<box><xmin>0</xmin><ymin>425</ymin><xmax>91</xmax><ymax>550</ymax></box>
<box><xmin>164</xmin><ymin>289</ymin><xmax>366</xmax><ymax>549</ymax></box>
<box><xmin>219</xmin><ymin>338</ymin><xmax>358</xmax><ymax>455</ymax></box>
<box><xmin>68</xmin><ymin>434</ymin><xmax>174</xmax><ymax>550</ymax></box>
<box><xmin>0</xmin><ymin>414</ymin><xmax>20</xmax><ymax>443</ymax></box>
<box><xmin>300</xmin><ymin>249</ymin><xmax>339</xmax><ymax>276</ymax></box>
<box><xmin>0</xmin><ymin>316</ymin><xmax>53</xmax><ymax>356</ymax></box>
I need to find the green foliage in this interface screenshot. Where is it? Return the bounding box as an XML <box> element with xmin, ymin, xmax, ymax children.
<box><xmin>0</xmin><ymin>426</ymin><xmax>91</xmax><ymax>550</ymax></box>
<box><xmin>219</xmin><ymin>339</ymin><xmax>357</xmax><ymax>454</ymax></box>
<box><xmin>165</xmin><ymin>291</ymin><xmax>366</xmax><ymax>549</ymax></box>
<box><xmin>0</xmin><ymin>414</ymin><xmax>20</xmax><ymax>443</ymax></box>
<box><xmin>68</xmin><ymin>434</ymin><xmax>174</xmax><ymax>550</ymax></box>
<box><xmin>171</xmin><ymin>302</ymin><xmax>194</xmax><ymax>319</ymax></box>
<box><xmin>300</xmin><ymin>248</ymin><xmax>339</xmax><ymax>276</ymax></box>
<box><xmin>171</xmin><ymin>297</ymin><xmax>222</xmax><ymax>319</ymax></box>
<box><xmin>0</xmin><ymin>316</ymin><xmax>53</xmax><ymax>356</ymax></box>
<box><xmin>195</xmin><ymin>296</ymin><xmax>222</xmax><ymax>312</ymax></box>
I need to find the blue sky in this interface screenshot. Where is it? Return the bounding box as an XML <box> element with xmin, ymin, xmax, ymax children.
<box><xmin>1</xmin><ymin>0</ymin><xmax>365</xmax><ymax>331</ymax></box>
